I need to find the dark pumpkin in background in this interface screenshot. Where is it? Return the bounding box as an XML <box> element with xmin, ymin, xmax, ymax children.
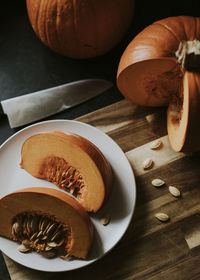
<box><xmin>26</xmin><ymin>0</ymin><xmax>134</xmax><ymax>59</ymax></box>
<box><xmin>117</xmin><ymin>16</ymin><xmax>200</xmax><ymax>152</ymax></box>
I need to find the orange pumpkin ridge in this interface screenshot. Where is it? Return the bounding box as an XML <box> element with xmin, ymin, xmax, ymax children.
<box><xmin>26</xmin><ymin>0</ymin><xmax>134</xmax><ymax>58</ymax></box>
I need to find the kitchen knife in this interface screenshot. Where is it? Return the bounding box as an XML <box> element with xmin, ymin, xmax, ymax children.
<box><xmin>0</xmin><ymin>79</ymin><xmax>112</xmax><ymax>128</ymax></box>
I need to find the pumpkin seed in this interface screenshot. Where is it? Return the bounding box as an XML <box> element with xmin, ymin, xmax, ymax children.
<box><xmin>40</xmin><ymin>218</ymin><xmax>49</xmax><ymax>232</ymax></box>
<box><xmin>27</xmin><ymin>218</ymin><xmax>33</xmax><ymax>235</ymax></box>
<box><xmin>143</xmin><ymin>158</ymin><xmax>154</xmax><ymax>169</ymax></box>
<box><xmin>39</xmin><ymin>216</ymin><xmax>46</xmax><ymax>231</ymax></box>
<box><xmin>169</xmin><ymin>186</ymin><xmax>181</xmax><ymax>197</ymax></box>
<box><xmin>18</xmin><ymin>243</ymin><xmax>31</xmax><ymax>253</ymax></box>
<box><xmin>31</xmin><ymin>216</ymin><xmax>39</xmax><ymax>232</ymax></box>
<box><xmin>101</xmin><ymin>212</ymin><xmax>110</xmax><ymax>226</ymax></box>
<box><xmin>42</xmin><ymin>221</ymin><xmax>52</xmax><ymax>235</ymax></box>
<box><xmin>22</xmin><ymin>239</ymin><xmax>31</xmax><ymax>248</ymax></box>
<box><xmin>12</xmin><ymin>222</ymin><xmax>21</xmax><ymax>235</ymax></box>
<box><xmin>51</xmin><ymin>230</ymin><xmax>62</xmax><ymax>241</ymax></box>
<box><xmin>46</xmin><ymin>223</ymin><xmax>57</xmax><ymax>235</ymax></box>
<box><xmin>30</xmin><ymin>232</ymin><xmax>37</xmax><ymax>241</ymax></box>
<box><xmin>41</xmin><ymin>235</ymin><xmax>48</xmax><ymax>240</ymax></box>
<box><xmin>36</xmin><ymin>230</ymin><xmax>43</xmax><ymax>238</ymax></box>
<box><xmin>61</xmin><ymin>253</ymin><xmax>71</xmax><ymax>260</ymax></box>
<box><xmin>34</xmin><ymin>238</ymin><xmax>40</xmax><ymax>246</ymax></box>
<box><xmin>23</xmin><ymin>218</ymin><xmax>29</xmax><ymax>235</ymax></box>
<box><xmin>45</xmin><ymin>245</ymin><xmax>53</xmax><ymax>251</ymax></box>
<box><xmin>155</xmin><ymin>212</ymin><xmax>169</xmax><ymax>222</ymax></box>
<box><xmin>152</xmin><ymin>178</ymin><xmax>165</xmax><ymax>187</ymax></box>
<box><xmin>55</xmin><ymin>237</ymin><xmax>65</xmax><ymax>247</ymax></box>
<box><xmin>69</xmin><ymin>187</ymin><xmax>75</xmax><ymax>194</ymax></box>
<box><xmin>150</xmin><ymin>139</ymin><xmax>162</xmax><ymax>150</ymax></box>
<box><xmin>43</xmin><ymin>250</ymin><xmax>56</xmax><ymax>259</ymax></box>
<box><xmin>47</xmin><ymin>242</ymin><xmax>58</xmax><ymax>248</ymax></box>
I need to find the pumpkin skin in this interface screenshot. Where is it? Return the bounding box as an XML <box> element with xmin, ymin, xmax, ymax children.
<box><xmin>20</xmin><ymin>131</ymin><xmax>112</xmax><ymax>212</ymax></box>
<box><xmin>26</xmin><ymin>0</ymin><xmax>134</xmax><ymax>59</ymax></box>
<box><xmin>117</xmin><ymin>16</ymin><xmax>200</xmax><ymax>152</ymax></box>
<box><xmin>0</xmin><ymin>187</ymin><xmax>93</xmax><ymax>259</ymax></box>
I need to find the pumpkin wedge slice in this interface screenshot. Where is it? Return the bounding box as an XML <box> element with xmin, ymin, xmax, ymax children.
<box><xmin>20</xmin><ymin>131</ymin><xmax>112</xmax><ymax>212</ymax></box>
<box><xmin>167</xmin><ymin>71</ymin><xmax>200</xmax><ymax>152</ymax></box>
<box><xmin>0</xmin><ymin>187</ymin><xmax>93</xmax><ymax>259</ymax></box>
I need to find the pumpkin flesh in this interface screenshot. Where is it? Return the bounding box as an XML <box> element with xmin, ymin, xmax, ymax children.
<box><xmin>117</xmin><ymin>58</ymin><xmax>182</xmax><ymax>106</ymax></box>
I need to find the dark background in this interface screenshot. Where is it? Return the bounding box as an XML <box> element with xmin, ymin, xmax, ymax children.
<box><xmin>0</xmin><ymin>1</ymin><xmax>199</xmax><ymax>279</ymax></box>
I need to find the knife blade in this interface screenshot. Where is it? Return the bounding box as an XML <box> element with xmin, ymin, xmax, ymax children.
<box><xmin>0</xmin><ymin>79</ymin><xmax>112</xmax><ymax>128</ymax></box>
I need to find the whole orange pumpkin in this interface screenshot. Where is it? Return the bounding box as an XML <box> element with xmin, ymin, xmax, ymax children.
<box><xmin>117</xmin><ymin>16</ymin><xmax>200</xmax><ymax>152</ymax></box>
<box><xmin>26</xmin><ymin>0</ymin><xmax>134</xmax><ymax>59</ymax></box>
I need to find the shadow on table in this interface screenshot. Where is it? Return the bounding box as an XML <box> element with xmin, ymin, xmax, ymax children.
<box><xmin>0</xmin><ymin>252</ymin><xmax>11</xmax><ymax>280</ymax></box>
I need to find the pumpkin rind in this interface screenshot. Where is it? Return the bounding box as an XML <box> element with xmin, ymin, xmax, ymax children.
<box><xmin>0</xmin><ymin>187</ymin><xmax>93</xmax><ymax>259</ymax></box>
<box><xmin>20</xmin><ymin>131</ymin><xmax>112</xmax><ymax>212</ymax></box>
<box><xmin>167</xmin><ymin>71</ymin><xmax>200</xmax><ymax>152</ymax></box>
<box><xmin>26</xmin><ymin>0</ymin><xmax>134</xmax><ymax>58</ymax></box>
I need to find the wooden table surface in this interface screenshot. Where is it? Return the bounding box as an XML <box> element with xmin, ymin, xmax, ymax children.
<box><xmin>3</xmin><ymin>99</ymin><xmax>200</xmax><ymax>280</ymax></box>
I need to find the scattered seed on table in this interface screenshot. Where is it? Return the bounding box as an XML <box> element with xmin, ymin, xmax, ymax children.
<box><xmin>150</xmin><ymin>140</ymin><xmax>163</xmax><ymax>150</ymax></box>
<box><xmin>143</xmin><ymin>158</ymin><xmax>154</xmax><ymax>169</ymax></box>
<box><xmin>169</xmin><ymin>186</ymin><xmax>181</xmax><ymax>197</ymax></box>
<box><xmin>152</xmin><ymin>178</ymin><xmax>165</xmax><ymax>187</ymax></box>
<box><xmin>155</xmin><ymin>212</ymin><xmax>170</xmax><ymax>222</ymax></box>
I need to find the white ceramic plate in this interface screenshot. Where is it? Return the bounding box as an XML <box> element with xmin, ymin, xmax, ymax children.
<box><xmin>0</xmin><ymin>120</ymin><xmax>136</xmax><ymax>272</ymax></box>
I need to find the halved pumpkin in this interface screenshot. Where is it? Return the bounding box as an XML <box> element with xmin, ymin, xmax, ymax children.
<box><xmin>0</xmin><ymin>187</ymin><xmax>93</xmax><ymax>259</ymax></box>
<box><xmin>117</xmin><ymin>16</ymin><xmax>200</xmax><ymax>152</ymax></box>
<box><xmin>20</xmin><ymin>131</ymin><xmax>112</xmax><ymax>212</ymax></box>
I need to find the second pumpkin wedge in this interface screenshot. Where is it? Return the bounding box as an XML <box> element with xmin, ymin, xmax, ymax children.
<box><xmin>0</xmin><ymin>187</ymin><xmax>93</xmax><ymax>259</ymax></box>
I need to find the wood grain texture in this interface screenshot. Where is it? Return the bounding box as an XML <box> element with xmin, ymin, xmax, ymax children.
<box><xmin>3</xmin><ymin>99</ymin><xmax>200</xmax><ymax>280</ymax></box>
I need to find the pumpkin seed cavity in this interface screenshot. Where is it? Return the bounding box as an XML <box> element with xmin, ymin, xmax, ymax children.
<box><xmin>12</xmin><ymin>212</ymin><xmax>71</xmax><ymax>259</ymax></box>
<box><xmin>168</xmin><ymin>88</ymin><xmax>183</xmax><ymax>125</ymax></box>
<box><xmin>145</xmin><ymin>64</ymin><xmax>182</xmax><ymax>101</ymax></box>
<box><xmin>40</xmin><ymin>156</ymin><xmax>85</xmax><ymax>198</ymax></box>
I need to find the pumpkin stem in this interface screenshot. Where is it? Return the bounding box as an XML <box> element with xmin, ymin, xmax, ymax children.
<box><xmin>175</xmin><ymin>40</ymin><xmax>200</xmax><ymax>70</ymax></box>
